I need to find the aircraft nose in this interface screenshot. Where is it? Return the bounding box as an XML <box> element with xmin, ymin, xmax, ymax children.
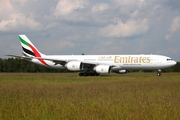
<box><xmin>173</xmin><ymin>61</ymin><xmax>177</xmax><ymax>65</ymax></box>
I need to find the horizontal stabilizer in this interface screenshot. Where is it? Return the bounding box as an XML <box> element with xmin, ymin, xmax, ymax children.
<box><xmin>5</xmin><ymin>54</ymin><xmax>33</xmax><ymax>60</ymax></box>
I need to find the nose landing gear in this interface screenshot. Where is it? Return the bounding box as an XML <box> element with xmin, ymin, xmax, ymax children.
<box><xmin>157</xmin><ymin>69</ymin><xmax>161</xmax><ymax>76</ymax></box>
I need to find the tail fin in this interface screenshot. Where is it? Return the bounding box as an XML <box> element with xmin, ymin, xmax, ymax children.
<box><xmin>19</xmin><ymin>35</ymin><xmax>44</xmax><ymax>57</ymax></box>
<box><xmin>19</xmin><ymin>35</ymin><xmax>49</xmax><ymax>66</ymax></box>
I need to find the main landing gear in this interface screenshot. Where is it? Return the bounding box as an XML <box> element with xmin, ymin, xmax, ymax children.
<box><xmin>157</xmin><ymin>69</ymin><xmax>161</xmax><ymax>76</ymax></box>
<box><xmin>79</xmin><ymin>72</ymin><xmax>100</xmax><ymax>76</ymax></box>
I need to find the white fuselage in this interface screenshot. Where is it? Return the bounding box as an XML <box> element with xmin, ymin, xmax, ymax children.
<box><xmin>31</xmin><ymin>54</ymin><xmax>176</xmax><ymax>71</ymax></box>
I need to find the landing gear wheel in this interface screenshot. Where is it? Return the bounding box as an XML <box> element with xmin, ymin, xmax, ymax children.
<box><xmin>157</xmin><ymin>69</ymin><xmax>161</xmax><ymax>76</ymax></box>
<box><xmin>157</xmin><ymin>73</ymin><xmax>161</xmax><ymax>76</ymax></box>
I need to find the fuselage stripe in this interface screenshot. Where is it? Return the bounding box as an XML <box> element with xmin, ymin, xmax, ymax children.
<box><xmin>29</xmin><ymin>44</ymin><xmax>49</xmax><ymax>66</ymax></box>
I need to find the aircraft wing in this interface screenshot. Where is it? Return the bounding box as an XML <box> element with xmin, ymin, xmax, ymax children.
<box><xmin>6</xmin><ymin>55</ymin><xmax>112</xmax><ymax>69</ymax></box>
<box><xmin>6</xmin><ymin>54</ymin><xmax>33</xmax><ymax>60</ymax></box>
<box><xmin>35</xmin><ymin>57</ymin><xmax>99</xmax><ymax>66</ymax></box>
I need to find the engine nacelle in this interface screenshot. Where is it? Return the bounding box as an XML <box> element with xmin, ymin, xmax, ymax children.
<box><xmin>115</xmin><ymin>70</ymin><xmax>128</xmax><ymax>74</ymax></box>
<box><xmin>65</xmin><ymin>61</ymin><xmax>82</xmax><ymax>71</ymax></box>
<box><xmin>93</xmin><ymin>65</ymin><xmax>111</xmax><ymax>74</ymax></box>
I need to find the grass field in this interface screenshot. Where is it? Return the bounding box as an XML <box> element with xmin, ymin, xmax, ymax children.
<box><xmin>0</xmin><ymin>72</ymin><xmax>180</xmax><ymax>120</ymax></box>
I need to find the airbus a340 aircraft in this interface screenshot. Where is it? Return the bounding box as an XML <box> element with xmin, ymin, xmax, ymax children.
<box><xmin>7</xmin><ymin>35</ymin><xmax>176</xmax><ymax>76</ymax></box>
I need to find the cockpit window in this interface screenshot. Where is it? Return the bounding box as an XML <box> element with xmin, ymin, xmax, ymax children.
<box><xmin>167</xmin><ymin>59</ymin><xmax>173</xmax><ymax>61</ymax></box>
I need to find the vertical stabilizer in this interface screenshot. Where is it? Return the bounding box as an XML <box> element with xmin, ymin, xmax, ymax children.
<box><xmin>19</xmin><ymin>35</ymin><xmax>48</xmax><ymax>66</ymax></box>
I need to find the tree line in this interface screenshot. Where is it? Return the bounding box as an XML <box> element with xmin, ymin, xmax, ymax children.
<box><xmin>0</xmin><ymin>58</ymin><xmax>179</xmax><ymax>73</ymax></box>
<box><xmin>0</xmin><ymin>58</ymin><xmax>65</xmax><ymax>73</ymax></box>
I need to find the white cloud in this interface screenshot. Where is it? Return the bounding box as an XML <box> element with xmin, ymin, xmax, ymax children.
<box><xmin>112</xmin><ymin>0</ymin><xmax>146</xmax><ymax>12</ymax></box>
<box><xmin>54</xmin><ymin>0</ymin><xmax>88</xmax><ymax>16</ymax></box>
<box><xmin>0</xmin><ymin>0</ymin><xmax>27</xmax><ymax>16</ymax></box>
<box><xmin>99</xmin><ymin>18</ymin><xmax>149</xmax><ymax>38</ymax></box>
<box><xmin>0</xmin><ymin>14</ymin><xmax>41</xmax><ymax>31</ymax></box>
<box><xmin>170</xmin><ymin>16</ymin><xmax>180</xmax><ymax>32</ymax></box>
<box><xmin>165</xmin><ymin>16</ymin><xmax>180</xmax><ymax>40</ymax></box>
<box><xmin>52</xmin><ymin>40</ymin><xmax>75</xmax><ymax>50</ymax></box>
<box><xmin>165</xmin><ymin>34</ymin><xmax>171</xmax><ymax>41</ymax></box>
<box><xmin>0</xmin><ymin>0</ymin><xmax>43</xmax><ymax>31</ymax></box>
<box><xmin>0</xmin><ymin>0</ymin><xmax>14</xmax><ymax>19</ymax></box>
<box><xmin>113</xmin><ymin>0</ymin><xmax>145</xmax><ymax>6</ymax></box>
<box><xmin>13</xmin><ymin>0</ymin><xmax>27</xmax><ymax>5</ymax></box>
<box><xmin>92</xmin><ymin>3</ymin><xmax>109</xmax><ymax>12</ymax></box>
<box><xmin>0</xmin><ymin>0</ymin><xmax>11</xmax><ymax>10</ymax></box>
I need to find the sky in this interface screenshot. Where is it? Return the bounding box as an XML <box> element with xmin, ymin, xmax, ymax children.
<box><xmin>0</xmin><ymin>0</ymin><xmax>180</xmax><ymax>61</ymax></box>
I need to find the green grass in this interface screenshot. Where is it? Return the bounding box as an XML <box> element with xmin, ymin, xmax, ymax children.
<box><xmin>0</xmin><ymin>73</ymin><xmax>180</xmax><ymax>120</ymax></box>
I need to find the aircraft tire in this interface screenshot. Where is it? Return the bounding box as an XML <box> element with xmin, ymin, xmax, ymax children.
<box><xmin>157</xmin><ymin>73</ymin><xmax>161</xmax><ymax>76</ymax></box>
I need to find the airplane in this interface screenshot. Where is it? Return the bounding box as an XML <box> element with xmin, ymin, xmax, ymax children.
<box><xmin>7</xmin><ymin>35</ymin><xmax>176</xmax><ymax>76</ymax></box>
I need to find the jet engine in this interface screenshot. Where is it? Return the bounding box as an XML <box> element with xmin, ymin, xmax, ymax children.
<box><xmin>65</xmin><ymin>61</ymin><xmax>82</xmax><ymax>71</ymax></box>
<box><xmin>115</xmin><ymin>70</ymin><xmax>128</xmax><ymax>74</ymax></box>
<box><xmin>93</xmin><ymin>65</ymin><xmax>111</xmax><ymax>74</ymax></box>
